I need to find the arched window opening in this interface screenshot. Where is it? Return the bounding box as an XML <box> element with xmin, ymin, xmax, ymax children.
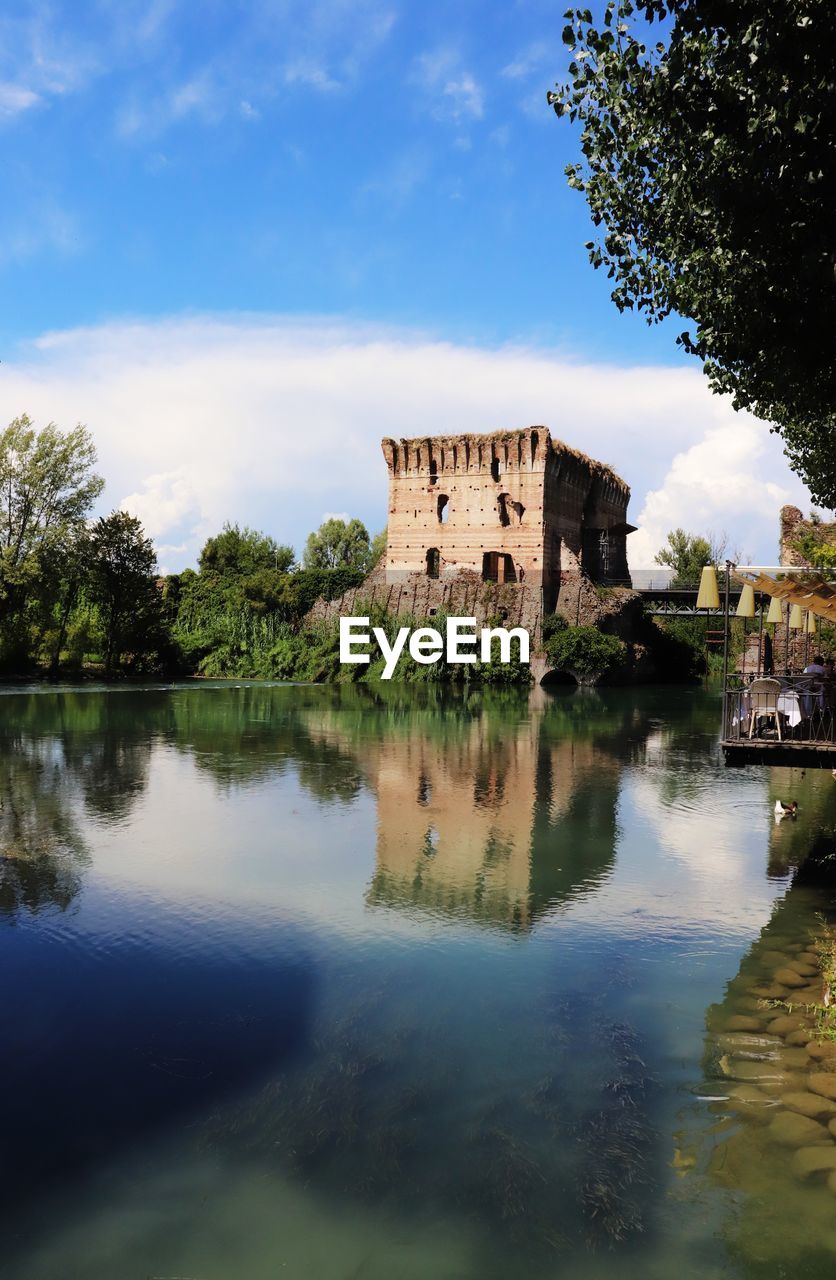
<box><xmin>437</xmin><ymin>494</ymin><xmax>450</xmax><ymax>524</ymax></box>
<box><xmin>491</xmin><ymin>456</ymin><xmax>501</xmax><ymax>482</ymax></box>
<box><xmin>530</xmin><ymin>431</ymin><xmax>539</xmax><ymax>464</ymax></box>
<box><xmin>497</xmin><ymin>493</ymin><xmax>511</xmax><ymax>527</ymax></box>
<box><xmin>426</xmin><ymin>547</ymin><xmax>440</xmax><ymax>579</ymax></box>
<box><xmin>429</xmin><ymin>458</ymin><xmax>438</xmax><ymax>486</ymax></box>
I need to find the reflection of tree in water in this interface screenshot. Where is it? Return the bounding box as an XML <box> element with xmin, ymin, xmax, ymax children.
<box><xmin>0</xmin><ymin>735</ymin><xmax>88</xmax><ymax>917</ymax></box>
<box><xmin>677</xmin><ymin>831</ymin><xmax>836</xmax><ymax>1275</ymax></box>
<box><xmin>0</xmin><ymin>691</ymin><xmax>157</xmax><ymax>918</ymax></box>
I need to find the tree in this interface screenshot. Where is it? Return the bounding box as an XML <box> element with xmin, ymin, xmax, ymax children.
<box><xmin>198</xmin><ymin>523</ymin><xmax>295</xmax><ymax>577</ymax></box>
<box><xmin>654</xmin><ymin>528</ymin><xmax>728</xmax><ymax>588</ymax></box>
<box><xmin>552</xmin><ymin>1</ymin><xmax>836</xmax><ymax>507</ymax></box>
<box><xmin>303</xmin><ymin>517</ymin><xmax>372</xmax><ymax>572</ymax></box>
<box><xmin>368</xmin><ymin>527</ymin><xmax>387</xmax><ymax>570</ymax></box>
<box><xmin>87</xmin><ymin>511</ymin><xmax>160</xmax><ymax>674</ymax></box>
<box><xmin>0</xmin><ymin>416</ymin><xmax>104</xmax><ymax>653</ymax></box>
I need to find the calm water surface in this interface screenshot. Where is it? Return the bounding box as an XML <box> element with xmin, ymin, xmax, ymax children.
<box><xmin>2</xmin><ymin>681</ymin><xmax>836</xmax><ymax>1279</ymax></box>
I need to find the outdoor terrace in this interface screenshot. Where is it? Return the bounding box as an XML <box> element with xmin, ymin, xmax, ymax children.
<box><xmin>719</xmin><ymin>565</ymin><xmax>836</xmax><ymax>768</ymax></box>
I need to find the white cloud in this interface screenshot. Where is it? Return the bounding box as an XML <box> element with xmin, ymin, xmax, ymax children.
<box><xmin>412</xmin><ymin>48</ymin><xmax>484</xmax><ymax>124</ymax></box>
<box><xmin>119</xmin><ymin>469</ymin><xmax>204</xmax><ymax>542</ymax></box>
<box><xmin>500</xmin><ymin>42</ymin><xmax>550</xmax><ymax>81</ymax></box>
<box><xmin>282</xmin><ymin>59</ymin><xmax>341</xmax><ymax>93</ymax></box>
<box><xmin>0</xmin><ymin>82</ymin><xmax>40</xmax><ymax>118</ymax></box>
<box><xmin>0</xmin><ymin>314</ymin><xmax>812</xmax><ymax>571</ymax></box>
<box><xmin>628</xmin><ymin>419</ymin><xmax>798</xmax><ymax>566</ymax></box>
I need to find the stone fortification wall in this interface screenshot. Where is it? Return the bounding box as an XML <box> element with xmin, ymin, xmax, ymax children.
<box><xmin>780</xmin><ymin>505</ymin><xmax>836</xmax><ymax>566</ymax></box>
<box><xmin>305</xmin><ymin>570</ymin><xmax>544</xmax><ymax>640</ymax></box>
<box><xmin>382</xmin><ymin>427</ymin><xmax>549</xmax><ymax>588</ymax></box>
<box><xmin>381</xmin><ymin>426</ymin><xmax>630</xmax><ymax>596</ymax></box>
<box><xmin>541</xmin><ymin>450</ymin><xmax>631</xmax><ymax>603</ymax></box>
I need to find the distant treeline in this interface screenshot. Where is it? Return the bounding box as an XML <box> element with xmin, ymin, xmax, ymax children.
<box><xmin>2</xmin><ymin>415</ymin><xmax>775</xmax><ymax>686</ymax></box>
<box><xmin>0</xmin><ymin>415</ymin><xmax>529</xmax><ymax>684</ymax></box>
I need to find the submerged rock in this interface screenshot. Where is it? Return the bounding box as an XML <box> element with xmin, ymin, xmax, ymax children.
<box><xmin>787</xmin><ymin>961</ymin><xmax>818</xmax><ymax>978</ymax></box>
<box><xmin>774</xmin><ymin>968</ymin><xmax>808</xmax><ymax>988</ymax></box>
<box><xmin>766</xmin><ymin>1014</ymin><xmax>810</xmax><ymax>1037</ymax></box>
<box><xmin>723</xmin><ymin>1015</ymin><xmax>765</xmax><ymax>1033</ymax></box>
<box><xmin>718</xmin><ymin>1056</ymin><xmax>789</xmax><ymax>1086</ymax></box>
<box><xmin>767</xmin><ymin>1111</ymin><xmax>831</xmax><ymax>1148</ymax></box>
<box><xmin>808</xmin><ymin>1074</ymin><xmax>836</xmax><ymax>1102</ymax></box>
<box><xmin>751</xmin><ymin>984</ymin><xmax>790</xmax><ymax>1000</ymax></box>
<box><xmin>715</xmin><ymin>1033</ymin><xmax>781</xmax><ymax>1057</ymax></box>
<box><xmin>785</xmin><ymin>1030</ymin><xmax>812</xmax><ymax>1046</ymax></box>
<box><xmin>807</xmin><ymin>1042</ymin><xmax>836</xmax><ymax>1063</ymax></box>
<box><xmin>791</xmin><ymin>1145</ymin><xmax>836</xmax><ymax>1180</ymax></box>
<box><xmin>782</xmin><ymin>1091</ymin><xmax>836</xmax><ymax>1120</ymax></box>
<box><xmin>779</xmin><ymin>1047</ymin><xmax>816</xmax><ymax>1070</ymax></box>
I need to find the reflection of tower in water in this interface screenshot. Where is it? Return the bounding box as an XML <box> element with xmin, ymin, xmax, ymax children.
<box><xmin>365</xmin><ymin>713</ymin><xmax>623</xmax><ymax>930</ymax></box>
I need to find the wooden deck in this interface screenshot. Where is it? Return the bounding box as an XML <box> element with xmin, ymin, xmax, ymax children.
<box><xmin>722</xmin><ymin>739</ymin><xmax>836</xmax><ymax>769</ymax></box>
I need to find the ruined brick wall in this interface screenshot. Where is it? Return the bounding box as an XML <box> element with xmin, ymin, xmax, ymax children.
<box><xmin>780</xmin><ymin>506</ymin><xmax>807</xmax><ymax>566</ymax></box>
<box><xmin>381</xmin><ymin>426</ymin><xmax>631</xmax><ymax>601</ymax></box>
<box><xmin>305</xmin><ymin>570</ymin><xmax>544</xmax><ymax>640</ymax></box>
<box><xmin>382</xmin><ymin>428</ymin><xmax>549</xmax><ymax>588</ymax></box>
<box><xmin>780</xmin><ymin>504</ymin><xmax>836</xmax><ymax>566</ymax></box>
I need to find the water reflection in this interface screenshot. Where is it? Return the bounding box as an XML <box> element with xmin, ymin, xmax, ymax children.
<box><xmin>4</xmin><ymin>681</ymin><xmax>835</xmax><ymax>1280</ymax></box>
<box><xmin>364</xmin><ymin>693</ymin><xmax>641</xmax><ymax>929</ymax></box>
<box><xmin>681</xmin><ymin>797</ymin><xmax>836</xmax><ymax>1276</ymax></box>
<box><xmin>1</xmin><ymin>734</ymin><xmax>88</xmax><ymax>917</ymax></box>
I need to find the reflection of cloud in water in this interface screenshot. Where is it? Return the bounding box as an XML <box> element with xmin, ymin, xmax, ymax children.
<box><xmin>559</xmin><ymin>765</ymin><xmax>781</xmax><ymax>941</ymax></box>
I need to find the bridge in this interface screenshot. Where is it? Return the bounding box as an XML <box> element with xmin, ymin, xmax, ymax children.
<box><xmin>601</xmin><ymin>575</ymin><xmax>744</xmax><ymax>617</ymax></box>
<box><xmin>634</xmin><ymin>585</ymin><xmax>742</xmax><ymax>617</ymax></box>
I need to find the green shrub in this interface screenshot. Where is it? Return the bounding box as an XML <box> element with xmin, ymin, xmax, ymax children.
<box><xmin>545</xmin><ymin>624</ymin><xmax>626</xmax><ymax>683</ymax></box>
<box><xmin>542</xmin><ymin>611</ymin><xmax>569</xmax><ymax>644</ymax></box>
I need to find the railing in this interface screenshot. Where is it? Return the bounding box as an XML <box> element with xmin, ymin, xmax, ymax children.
<box><xmin>722</xmin><ymin>674</ymin><xmax>836</xmax><ymax>745</ymax></box>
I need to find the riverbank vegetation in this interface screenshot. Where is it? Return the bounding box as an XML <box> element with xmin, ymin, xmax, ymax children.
<box><xmin>5</xmin><ymin>415</ymin><xmax>823</xmax><ymax>685</ymax></box>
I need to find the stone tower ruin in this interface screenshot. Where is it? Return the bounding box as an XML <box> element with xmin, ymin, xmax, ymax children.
<box><xmin>381</xmin><ymin>426</ymin><xmax>633</xmax><ymax>610</ymax></box>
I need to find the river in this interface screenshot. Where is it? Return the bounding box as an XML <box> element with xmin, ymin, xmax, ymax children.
<box><xmin>1</xmin><ymin>681</ymin><xmax>836</xmax><ymax>1279</ymax></box>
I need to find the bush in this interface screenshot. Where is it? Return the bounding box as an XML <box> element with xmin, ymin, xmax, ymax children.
<box><xmin>544</xmin><ymin>624</ymin><xmax>626</xmax><ymax>684</ymax></box>
<box><xmin>542</xmin><ymin>612</ymin><xmax>569</xmax><ymax>644</ymax></box>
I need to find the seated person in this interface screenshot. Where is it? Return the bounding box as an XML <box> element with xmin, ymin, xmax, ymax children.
<box><xmin>804</xmin><ymin>653</ymin><xmax>826</xmax><ymax>676</ymax></box>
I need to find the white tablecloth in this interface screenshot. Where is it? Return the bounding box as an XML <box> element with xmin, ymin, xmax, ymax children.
<box><xmin>733</xmin><ymin>687</ymin><xmax>819</xmax><ymax>730</ymax></box>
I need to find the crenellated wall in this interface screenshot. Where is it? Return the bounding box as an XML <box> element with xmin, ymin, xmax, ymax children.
<box><xmin>382</xmin><ymin>427</ymin><xmax>549</xmax><ymax>587</ymax></box>
<box><xmin>381</xmin><ymin>426</ymin><xmax>631</xmax><ymax>602</ymax></box>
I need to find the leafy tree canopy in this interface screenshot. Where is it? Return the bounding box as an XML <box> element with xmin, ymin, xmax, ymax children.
<box><xmin>199</xmin><ymin>523</ymin><xmax>295</xmax><ymax>577</ymax></box>
<box><xmin>0</xmin><ymin>415</ymin><xmax>103</xmax><ymax>619</ymax></box>
<box><xmin>87</xmin><ymin>511</ymin><xmax>161</xmax><ymax>673</ymax></box>
<box><xmin>654</xmin><ymin>527</ymin><xmax>727</xmax><ymax>587</ymax></box>
<box><xmin>303</xmin><ymin>517</ymin><xmax>373</xmax><ymax>572</ymax></box>
<box><xmin>368</xmin><ymin>527</ymin><xmax>387</xmax><ymax>570</ymax></box>
<box><xmin>552</xmin><ymin>1</ymin><xmax>836</xmax><ymax>506</ymax></box>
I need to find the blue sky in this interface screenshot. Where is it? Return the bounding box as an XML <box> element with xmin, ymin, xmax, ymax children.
<box><xmin>0</xmin><ymin>0</ymin><xmax>812</xmax><ymax>568</ymax></box>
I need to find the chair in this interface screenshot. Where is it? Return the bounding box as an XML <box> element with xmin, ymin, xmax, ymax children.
<box><xmin>748</xmin><ymin>678</ymin><xmax>782</xmax><ymax>740</ymax></box>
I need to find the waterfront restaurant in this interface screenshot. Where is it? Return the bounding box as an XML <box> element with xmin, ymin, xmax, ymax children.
<box><xmin>718</xmin><ymin>564</ymin><xmax>836</xmax><ymax>767</ymax></box>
